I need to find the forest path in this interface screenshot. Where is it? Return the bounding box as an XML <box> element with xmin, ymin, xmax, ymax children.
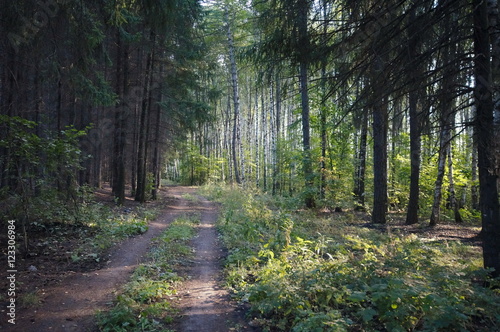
<box><xmin>172</xmin><ymin>191</ymin><xmax>257</xmax><ymax>332</ymax></box>
<box><xmin>5</xmin><ymin>186</ymin><xmax>254</xmax><ymax>332</ymax></box>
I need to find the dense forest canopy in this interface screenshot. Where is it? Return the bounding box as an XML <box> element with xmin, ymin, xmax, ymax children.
<box><xmin>0</xmin><ymin>0</ymin><xmax>499</xmax><ymax>276</ymax></box>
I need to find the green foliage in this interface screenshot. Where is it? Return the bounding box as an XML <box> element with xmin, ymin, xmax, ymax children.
<box><xmin>210</xmin><ymin>186</ymin><xmax>500</xmax><ymax>332</ymax></box>
<box><xmin>0</xmin><ymin>116</ymin><xmax>90</xmax><ymax>222</ymax></box>
<box><xmin>97</xmin><ymin>214</ymin><xmax>199</xmax><ymax>332</ymax></box>
<box><xmin>72</xmin><ymin>70</ymin><xmax>117</xmax><ymax>106</ymax></box>
<box><xmin>177</xmin><ymin>143</ymin><xmax>210</xmax><ymax>185</ymax></box>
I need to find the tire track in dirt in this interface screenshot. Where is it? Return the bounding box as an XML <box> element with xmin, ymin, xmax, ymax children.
<box><xmin>174</xmin><ymin>195</ymin><xmax>258</xmax><ymax>332</ymax></box>
<box><xmin>1</xmin><ymin>187</ymin><xmax>199</xmax><ymax>332</ymax></box>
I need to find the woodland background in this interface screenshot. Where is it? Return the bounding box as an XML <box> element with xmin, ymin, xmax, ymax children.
<box><xmin>0</xmin><ymin>0</ymin><xmax>499</xmax><ymax>274</ymax></box>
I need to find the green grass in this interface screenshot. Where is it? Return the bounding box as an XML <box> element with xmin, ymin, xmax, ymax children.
<box><xmin>207</xmin><ymin>185</ymin><xmax>500</xmax><ymax>332</ymax></box>
<box><xmin>96</xmin><ymin>214</ymin><xmax>199</xmax><ymax>332</ymax></box>
<box><xmin>181</xmin><ymin>192</ymin><xmax>199</xmax><ymax>202</ymax></box>
<box><xmin>18</xmin><ymin>291</ymin><xmax>41</xmax><ymax>309</ymax></box>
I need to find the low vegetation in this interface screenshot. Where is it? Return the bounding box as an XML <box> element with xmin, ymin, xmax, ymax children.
<box><xmin>97</xmin><ymin>214</ymin><xmax>200</xmax><ymax>332</ymax></box>
<box><xmin>17</xmin><ymin>197</ymin><xmax>156</xmax><ymax>268</ymax></box>
<box><xmin>205</xmin><ymin>185</ymin><xmax>500</xmax><ymax>332</ymax></box>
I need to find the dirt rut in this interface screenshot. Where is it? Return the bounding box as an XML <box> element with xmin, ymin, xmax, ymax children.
<box><xmin>174</xmin><ymin>195</ymin><xmax>256</xmax><ymax>332</ymax></box>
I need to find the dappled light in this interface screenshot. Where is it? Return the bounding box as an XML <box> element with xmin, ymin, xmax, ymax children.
<box><xmin>1</xmin><ymin>0</ymin><xmax>499</xmax><ymax>330</ymax></box>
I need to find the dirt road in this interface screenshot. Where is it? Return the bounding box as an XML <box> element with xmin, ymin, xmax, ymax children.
<box><xmin>2</xmin><ymin>187</ymin><xmax>256</xmax><ymax>332</ymax></box>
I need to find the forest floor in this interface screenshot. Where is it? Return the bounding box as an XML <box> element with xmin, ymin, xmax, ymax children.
<box><xmin>0</xmin><ymin>186</ymin><xmax>482</xmax><ymax>332</ymax></box>
<box><xmin>0</xmin><ymin>186</ymin><xmax>257</xmax><ymax>332</ymax></box>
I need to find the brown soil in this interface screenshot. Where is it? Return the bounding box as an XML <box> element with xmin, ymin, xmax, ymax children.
<box><xmin>0</xmin><ymin>186</ymin><xmax>257</xmax><ymax>332</ymax></box>
<box><xmin>170</xmin><ymin>191</ymin><xmax>258</xmax><ymax>332</ymax></box>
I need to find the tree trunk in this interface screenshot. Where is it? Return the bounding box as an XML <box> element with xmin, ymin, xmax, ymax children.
<box><xmin>488</xmin><ymin>0</ymin><xmax>500</xmax><ymax>135</ymax></box>
<box><xmin>151</xmin><ymin>63</ymin><xmax>164</xmax><ymax>200</ymax></box>
<box><xmin>113</xmin><ymin>30</ymin><xmax>126</xmax><ymax>205</ymax></box>
<box><xmin>471</xmin><ymin>121</ymin><xmax>479</xmax><ymax>210</ymax></box>
<box><xmin>225</xmin><ymin>8</ymin><xmax>241</xmax><ymax>184</ymax></box>
<box><xmin>406</xmin><ymin>79</ymin><xmax>421</xmax><ymax>224</ymax></box>
<box><xmin>447</xmin><ymin>142</ymin><xmax>463</xmax><ymax>223</ymax></box>
<box><xmin>298</xmin><ymin>0</ymin><xmax>315</xmax><ymax>208</ymax></box>
<box><xmin>430</xmin><ymin>7</ymin><xmax>456</xmax><ymax>227</ymax></box>
<box><xmin>372</xmin><ymin>98</ymin><xmax>388</xmax><ymax>224</ymax></box>
<box><xmin>135</xmin><ymin>32</ymin><xmax>155</xmax><ymax>203</ymax></box>
<box><xmin>429</xmin><ymin>123</ymin><xmax>449</xmax><ymax>227</ymax></box>
<box><xmin>354</xmin><ymin>110</ymin><xmax>368</xmax><ymax>209</ymax></box>
<box><xmin>272</xmin><ymin>73</ymin><xmax>281</xmax><ymax>195</ymax></box>
<box><xmin>261</xmin><ymin>90</ymin><xmax>267</xmax><ymax>191</ymax></box>
<box><xmin>319</xmin><ymin>0</ymin><xmax>328</xmax><ymax>200</ymax></box>
<box><xmin>405</xmin><ymin>1</ymin><xmax>424</xmax><ymax>224</ymax></box>
<box><xmin>473</xmin><ymin>0</ymin><xmax>500</xmax><ymax>278</ymax></box>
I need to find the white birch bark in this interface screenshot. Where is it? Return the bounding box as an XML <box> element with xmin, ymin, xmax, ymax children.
<box><xmin>224</xmin><ymin>8</ymin><xmax>241</xmax><ymax>184</ymax></box>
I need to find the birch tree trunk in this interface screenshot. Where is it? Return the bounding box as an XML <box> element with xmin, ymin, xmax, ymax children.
<box><xmin>429</xmin><ymin>112</ymin><xmax>450</xmax><ymax>227</ymax></box>
<box><xmin>261</xmin><ymin>90</ymin><xmax>268</xmax><ymax>191</ymax></box>
<box><xmin>273</xmin><ymin>73</ymin><xmax>281</xmax><ymax>195</ymax></box>
<box><xmin>354</xmin><ymin>110</ymin><xmax>368</xmax><ymax>209</ymax></box>
<box><xmin>255</xmin><ymin>86</ymin><xmax>260</xmax><ymax>187</ymax></box>
<box><xmin>225</xmin><ymin>8</ymin><xmax>241</xmax><ymax>184</ymax></box>
<box><xmin>430</xmin><ymin>7</ymin><xmax>456</xmax><ymax>226</ymax></box>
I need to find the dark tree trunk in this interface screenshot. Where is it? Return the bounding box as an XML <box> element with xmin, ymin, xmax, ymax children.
<box><xmin>405</xmin><ymin>3</ymin><xmax>423</xmax><ymax>225</ymax></box>
<box><xmin>473</xmin><ymin>0</ymin><xmax>500</xmax><ymax>277</ymax></box>
<box><xmin>113</xmin><ymin>30</ymin><xmax>126</xmax><ymax>205</ymax></box>
<box><xmin>135</xmin><ymin>32</ymin><xmax>155</xmax><ymax>203</ymax></box>
<box><xmin>372</xmin><ymin>98</ymin><xmax>388</xmax><ymax>224</ymax></box>
<box><xmin>406</xmin><ymin>87</ymin><xmax>421</xmax><ymax>224</ymax></box>
<box><xmin>151</xmin><ymin>63</ymin><xmax>164</xmax><ymax>200</ymax></box>
<box><xmin>298</xmin><ymin>0</ymin><xmax>315</xmax><ymax>208</ymax></box>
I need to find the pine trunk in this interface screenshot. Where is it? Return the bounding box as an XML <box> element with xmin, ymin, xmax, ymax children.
<box><xmin>135</xmin><ymin>33</ymin><xmax>155</xmax><ymax>203</ymax></box>
<box><xmin>372</xmin><ymin>99</ymin><xmax>388</xmax><ymax>224</ymax></box>
<box><xmin>447</xmin><ymin>143</ymin><xmax>463</xmax><ymax>223</ymax></box>
<box><xmin>113</xmin><ymin>30</ymin><xmax>126</xmax><ymax>205</ymax></box>
<box><xmin>474</xmin><ymin>0</ymin><xmax>500</xmax><ymax>278</ymax></box>
<box><xmin>298</xmin><ymin>0</ymin><xmax>315</xmax><ymax>208</ymax></box>
<box><xmin>406</xmin><ymin>84</ymin><xmax>421</xmax><ymax>224</ymax></box>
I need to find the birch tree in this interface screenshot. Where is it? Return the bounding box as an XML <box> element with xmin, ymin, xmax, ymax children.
<box><xmin>224</xmin><ymin>6</ymin><xmax>243</xmax><ymax>184</ymax></box>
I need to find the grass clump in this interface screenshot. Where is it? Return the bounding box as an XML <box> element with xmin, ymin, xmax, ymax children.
<box><xmin>207</xmin><ymin>185</ymin><xmax>500</xmax><ymax>332</ymax></box>
<box><xmin>97</xmin><ymin>214</ymin><xmax>199</xmax><ymax>332</ymax></box>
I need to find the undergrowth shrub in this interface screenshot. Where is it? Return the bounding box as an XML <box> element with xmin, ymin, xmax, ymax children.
<box><xmin>207</xmin><ymin>185</ymin><xmax>500</xmax><ymax>332</ymax></box>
